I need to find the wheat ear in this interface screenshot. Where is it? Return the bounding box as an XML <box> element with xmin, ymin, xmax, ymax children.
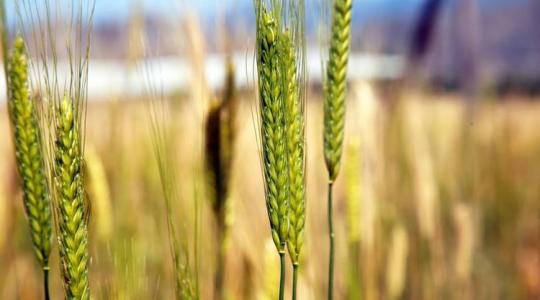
<box><xmin>257</xmin><ymin>8</ymin><xmax>290</xmax><ymax>256</ymax></box>
<box><xmin>323</xmin><ymin>0</ymin><xmax>353</xmax><ymax>299</ymax></box>
<box><xmin>204</xmin><ymin>58</ymin><xmax>237</xmax><ymax>299</ymax></box>
<box><xmin>282</xmin><ymin>28</ymin><xmax>307</xmax><ymax>300</ymax></box>
<box><xmin>53</xmin><ymin>95</ymin><xmax>90</xmax><ymax>299</ymax></box>
<box><xmin>282</xmin><ymin>29</ymin><xmax>305</xmax><ymax>266</ymax></box>
<box><xmin>255</xmin><ymin>7</ymin><xmax>290</xmax><ymax>300</ymax></box>
<box><xmin>323</xmin><ymin>0</ymin><xmax>352</xmax><ymax>182</ymax></box>
<box><xmin>6</xmin><ymin>34</ymin><xmax>52</xmax><ymax>298</ymax></box>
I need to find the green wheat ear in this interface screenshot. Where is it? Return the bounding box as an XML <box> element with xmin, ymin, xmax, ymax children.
<box><xmin>53</xmin><ymin>95</ymin><xmax>90</xmax><ymax>299</ymax></box>
<box><xmin>257</xmin><ymin>9</ymin><xmax>290</xmax><ymax>253</ymax></box>
<box><xmin>323</xmin><ymin>0</ymin><xmax>353</xmax><ymax>182</ymax></box>
<box><xmin>281</xmin><ymin>30</ymin><xmax>306</xmax><ymax>266</ymax></box>
<box><xmin>7</xmin><ymin>33</ymin><xmax>52</xmax><ymax>270</ymax></box>
<box><xmin>255</xmin><ymin>2</ymin><xmax>306</xmax><ymax>299</ymax></box>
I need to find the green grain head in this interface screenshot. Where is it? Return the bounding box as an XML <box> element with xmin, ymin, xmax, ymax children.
<box><xmin>15</xmin><ymin>1</ymin><xmax>94</xmax><ymax>298</ymax></box>
<box><xmin>323</xmin><ymin>0</ymin><xmax>353</xmax><ymax>182</ymax></box>
<box><xmin>257</xmin><ymin>9</ymin><xmax>289</xmax><ymax>252</ymax></box>
<box><xmin>6</xmin><ymin>33</ymin><xmax>52</xmax><ymax>270</ymax></box>
<box><xmin>256</xmin><ymin>6</ymin><xmax>290</xmax><ymax>253</ymax></box>
<box><xmin>255</xmin><ymin>1</ymin><xmax>307</xmax><ymax>261</ymax></box>
<box><xmin>53</xmin><ymin>95</ymin><xmax>90</xmax><ymax>299</ymax></box>
<box><xmin>281</xmin><ymin>29</ymin><xmax>306</xmax><ymax>266</ymax></box>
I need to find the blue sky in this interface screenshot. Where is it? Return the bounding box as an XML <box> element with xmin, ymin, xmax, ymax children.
<box><xmin>87</xmin><ymin>0</ymin><xmax>426</xmax><ymax>23</ymax></box>
<box><xmin>87</xmin><ymin>0</ymin><xmax>427</xmax><ymax>25</ymax></box>
<box><xmin>3</xmin><ymin>0</ymin><xmax>521</xmax><ymax>26</ymax></box>
<box><xmin>90</xmin><ymin>0</ymin><xmax>522</xmax><ymax>23</ymax></box>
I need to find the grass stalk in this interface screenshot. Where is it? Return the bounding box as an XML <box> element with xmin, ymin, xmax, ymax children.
<box><xmin>345</xmin><ymin>138</ymin><xmax>361</xmax><ymax>298</ymax></box>
<box><xmin>292</xmin><ymin>264</ymin><xmax>299</xmax><ymax>300</ymax></box>
<box><xmin>279</xmin><ymin>251</ymin><xmax>286</xmax><ymax>300</ymax></box>
<box><xmin>44</xmin><ymin>267</ymin><xmax>50</xmax><ymax>300</ymax></box>
<box><xmin>328</xmin><ymin>182</ymin><xmax>335</xmax><ymax>300</ymax></box>
<box><xmin>144</xmin><ymin>47</ymin><xmax>198</xmax><ymax>299</ymax></box>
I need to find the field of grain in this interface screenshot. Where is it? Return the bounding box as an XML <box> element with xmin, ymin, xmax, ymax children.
<box><xmin>1</xmin><ymin>83</ymin><xmax>539</xmax><ymax>299</ymax></box>
<box><xmin>1</xmin><ymin>0</ymin><xmax>540</xmax><ymax>299</ymax></box>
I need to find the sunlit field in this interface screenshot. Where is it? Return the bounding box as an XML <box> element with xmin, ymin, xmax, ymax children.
<box><xmin>2</xmin><ymin>89</ymin><xmax>539</xmax><ymax>299</ymax></box>
<box><xmin>1</xmin><ymin>0</ymin><xmax>539</xmax><ymax>299</ymax></box>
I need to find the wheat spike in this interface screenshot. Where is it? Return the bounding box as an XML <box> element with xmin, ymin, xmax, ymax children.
<box><xmin>6</xmin><ymin>34</ymin><xmax>52</xmax><ymax>270</ymax></box>
<box><xmin>53</xmin><ymin>95</ymin><xmax>90</xmax><ymax>299</ymax></box>
<box><xmin>204</xmin><ymin>57</ymin><xmax>237</xmax><ymax>299</ymax></box>
<box><xmin>255</xmin><ymin>3</ymin><xmax>307</xmax><ymax>298</ymax></box>
<box><xmin>256</xmin><ymin>8</ymin><xmax>290</xmax><ymax>253</ymax></box>
<box><xmin>323</xmin><ymin>0</ymin><xmax>353</xmax><ymax>298</ymax></box>
<box><xmin>323</xmin><ymin>0</ymin><xmax>353</xmax><ymax>182</ymax></box>
<box><xmin>281</xmin><ymin>31</ymin><xmax>305</xmax><ymax>266</ymax></box>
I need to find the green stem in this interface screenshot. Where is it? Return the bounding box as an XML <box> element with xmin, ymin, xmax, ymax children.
<box><xmin>328</xmin><ymin>182</ymin><xmax>335</xmax><ymax>300</ymax></box>
<box><xmin>292</xmin><ymin>264</ymin><xmax>299</xmax><ymax>300</ymax></box>
<box><xmin>279</xmin><ymin>251</ymin><xmax>286</xmax><ymax>300</ymax></box>
<box><xmin>43</xmin><ymin>267</ymin><xmax>50</xmax><ymax>300</ymax></box>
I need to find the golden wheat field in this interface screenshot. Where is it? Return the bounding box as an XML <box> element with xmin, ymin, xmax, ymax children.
<box><xmin>1</xmin><ymin>87</ymin><xmax>539</xmax><ymax>299</ymax></box>
<box><xmin>1</xmin><ymin>0</ymin><xmax>540</xmax><ymax>299</ymax></box>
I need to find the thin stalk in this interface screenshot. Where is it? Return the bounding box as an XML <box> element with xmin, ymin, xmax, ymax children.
<box><xmin>43</xmin><ymin>267</ymin><xmax>50</xmax><ymax>300</ymax></box>
<box><xmin>292</xmin><ymin>264</ymin><xmax>299</xmax><ymax>300</ymax></box>
<box><xmin>214</xmin><ymin>216</ymin><xmax>225</xmax><ymax>299</ymax></box>
<box><xmin>279</xmin><ymin>251</ymin><xmax>286</xmax><ymax>300</ymax></box>
<box><xmin>328</xmin><ymin>182</ymin><xmax>335</xmax><ymax>300</ymax></box>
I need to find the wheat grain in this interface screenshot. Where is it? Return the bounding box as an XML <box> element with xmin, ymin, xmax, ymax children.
<box><xmin>6</xmin><ymin>33</ymin><xmax>52</xmax><ymax>270</ymax></box>
<box><xmin>53</xmin><ymin>95</ymin><xmax>90</xmax><ymax>299</ymax></box>
<box><xmin>5</xmin><ymin>33</ymin><xmax>53</xmax><ymax>299</ymax></box>
<box><xmin>255</xmin><ymin>2</ymin><xmax>307</xmax><ymax>298</ymax></box>
<box><xmin>255</xmin><ymin>6</ymin><xmax>291</xmax><ymax>300</ymax></box>
<box><xmin>282</xmin><ymin>30</ymin><xmax>305</xmax><ymax>267</ymax></box>
<box><xmin>256</xmin><ymin>7</ymin><xmax>290</xmax><ymax>254</ymax></box>
<box><xmin>18</xmin><ymin>2</ymin><xmax>95</xmax><ymax>297</ymax></box>
<box><xmin>322</xmin><ymin>0</ymin><xmax>353</xmax><ymax>298</ymax></box>
<box><xmin>323</xmin><ymin>0</ymin><xmax>352</xmax><ymax>182</ymax></box>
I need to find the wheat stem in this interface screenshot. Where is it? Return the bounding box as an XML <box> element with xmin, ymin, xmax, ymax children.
<box><xmin>279</xmin><ymin>251</ymin><xmax>286</xmax><ymax>300</ymax></box>
<box><xmin>328</xmin><ymin>182</ymin><xmax>335</xmax><ymax>300</ymax></box>
<box><xmin>292</xmin><ymin>264</ymin><xmax>299</xmax><ymax>300</ymax></box>
<box><xmin>44</xmin><ymin>268</ymin><xmax>50</xmax><ymax>300</ymax></box>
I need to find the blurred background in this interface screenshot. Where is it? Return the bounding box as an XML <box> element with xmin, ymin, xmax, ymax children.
<box><xmin>0</xmin><ymin>0</ymin><xmax>539</xmax><ymax>299</ymax></box>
